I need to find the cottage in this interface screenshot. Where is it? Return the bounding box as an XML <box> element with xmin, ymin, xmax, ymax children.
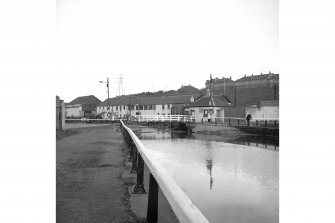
<box><xmin>184</xmin><ymin>89</ymin><xmax>232</xmax><ymax>123</ymax></box>
<box><xmin>97</xmin><ymin>96</ymin><xmax>136</xmax><ymax>118</ymax></box>
<box><xmin>96</xmin><ymin>94</ymin><xmax>200</xmax><ymax>118</ymax></box>
<box><xmin>65</xmin><ymin>95</ymin><xmax>101</xmax><ymax>118</ymax></box>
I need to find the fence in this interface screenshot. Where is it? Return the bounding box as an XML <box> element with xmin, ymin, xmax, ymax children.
<box><xmin>135</xmin><ymin>115</ymin><xmax>194</xmax><ymax>123</ymax></box>
<box><xmin>56</xmin><ymin>96</ymin><xmax>65</xmax><ymax>130</ymax></box>
<box><xmin>224</xmin><ymin>117</ymin><xmax>279</xmax><ymax>127</ymax></box>
<box><xmin>65</xmin><ymin>118</ymin><xmax>122</xmax><ymax>124</ymax></box>
<box><xmin>119</xmin><ymin>120</ymin><xmax>209</xmax><ymax>223</ymax></box>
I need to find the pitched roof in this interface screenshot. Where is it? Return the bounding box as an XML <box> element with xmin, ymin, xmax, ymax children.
<box><xmin>137</xmin><ymin>94</ymin><xmax>201</xmax><ymax>105</ymax></box>
<box><xmin>186</xmin><ymin>94</ymin><xmax>232</xmax><ymax>108</ymax></box>
<box><xmin>67</xmin><ymin>95</ymin><xmax>101</xmax><ymax>105</ymax></box>
<box><xmin>98</xmin><ymin>96</ymin><xmax>138</xmax><ymax>106</ymax></box>
<box><xmin>177</xmin><ymin>85</ymin><xmax>200</xmax><ymax>93</ymax></box>
<box><xmin>206</xmin><ymin>77</ymin><xmax>234</xmax><ymax>84</ymax></box>
<box><xmin>235</xmin><ymin>72</ymin><xmax>279</xmax><ymax>82</ymax></box>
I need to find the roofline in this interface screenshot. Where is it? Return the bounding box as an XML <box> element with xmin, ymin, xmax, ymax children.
<box><xmin>185</xmin><ymin>105</ymin><xmax>231</xmax><ymax>108</ymax></box>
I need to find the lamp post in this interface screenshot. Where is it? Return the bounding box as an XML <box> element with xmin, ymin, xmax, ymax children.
<box><xmin>99</xmin><ymin>77</ymin><xmax>110</xmax><ymax>117</ymax></box>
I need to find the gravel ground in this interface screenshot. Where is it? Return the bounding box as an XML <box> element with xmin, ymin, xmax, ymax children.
<box><xmin>56</xmin><ymin>124</ymin><xmax>145</xmax><ymax>223</ymax></box>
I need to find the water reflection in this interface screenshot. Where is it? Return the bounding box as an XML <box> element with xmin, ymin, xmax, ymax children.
<box><xmin>136</xmin><ymin>127</ymin><xmax>279</xmax><ymax>223</ymax></box>
<box><xmin>137</xmin><ymin>127</ymin><xmax>279</xmax><ymax>150</ymax></box>
<box><xmin>141</xmin><ymin>139</ymin><xmax>279</xmax><ymax>223</ymax></box>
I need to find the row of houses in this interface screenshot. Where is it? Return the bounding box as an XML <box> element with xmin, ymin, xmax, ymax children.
<box><xmin>65</xmin><ymin>85</ymin><xmax>233</xmax><ymax>122</ymax></box>
<box><xmin>65</xmin><ymin>73</ymin><xmax>279</xmax><ymax>122</ymax></box>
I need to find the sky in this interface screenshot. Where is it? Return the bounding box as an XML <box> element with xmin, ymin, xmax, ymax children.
<box><xmin>56</xmin><ymin>0</ymin><xmax>278</xmax><ymax>102</ymax></box>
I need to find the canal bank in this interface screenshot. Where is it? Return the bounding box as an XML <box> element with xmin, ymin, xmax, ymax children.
<box><xmin>56</xmin><ymin>124</ymin><xmax>178</xmax><ymax>223</ymax></box>
<box><xmin>131</xmin><ymin>122</ymin><xmax>279</xmax><ymax>149</ymax></box>
<box><xmin>56</xmin><ymin>124</ymin><xmax>142</xmax><ymax>222</ymax></box>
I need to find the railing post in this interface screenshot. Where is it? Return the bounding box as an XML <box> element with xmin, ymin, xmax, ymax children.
<box><xmin>131</xmin><ymin>153</ymin><xmax>146</xmax><ymax>194</ymax></box>
<box><xmin>215</xmin><ymin>118</ymin><xmax>217</xmax><ymax>125</ymax></box>
<box><xmin>265</xmin><ymin>120</ymin><xmax>267</xmax><ymax>127</ymax></box>
<box><xmin>256</xmin><ymin>120</ymin><xmax>258</xmax><ymax>126</ymax></box>
<box><xmin>201</xmin><ymin>118</ymin><xmax>203</xmax><ymax>125</ymax></box>
<box><xmin>238</xmin><ymin>119</ymin><xmax>240</xmax><ymax>126</ymax></box>
<box><xmin>229</xmin><ymin>118</ymin><xmax>230</xmax><ymax>125</ymax></box>
<box><xmin>147</xmin><ymin>173</ymin><xmax>158</xmax><ymax>223</ymax></box>
<box><xmin>274</xmin><ymin>120</ymin><xmax>277</xmax><ymax>127</ymax></box>
<box><xmin>130</xmin><ymin>142</ymin><xmax>137</xmax><ymax>173</ymax></box>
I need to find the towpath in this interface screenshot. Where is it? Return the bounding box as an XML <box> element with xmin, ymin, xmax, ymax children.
<box><xmin>56</xmin><ymin>124</ymin><xmax>143</xmax><ymax>223</ymax></box>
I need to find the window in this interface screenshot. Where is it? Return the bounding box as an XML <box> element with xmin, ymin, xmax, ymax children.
<box><xmin>152</xmin><ymin>105</ymin><xmax>156</xmax><ymax>110</ymax></box>
<box><xmin>123</xmin><ymin>105</ymin><xmax>125</xmax><ymax>109</ymax></box>
<box><xmin>116</xmin><ymin>106</ymin><xmax>118</xmax><ymax>110</ymax></box>
<box><xmin>167</xmin><ymin>104</ymin><xmax>170</xmax><ymax>109</ymax></box>
<box><xmin>162</xmin><ymin>105</ymin><xmax>165</xmax><ymax>109</ymax></box>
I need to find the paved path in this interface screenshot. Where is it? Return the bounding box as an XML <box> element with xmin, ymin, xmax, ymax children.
<box><xmin>56</xmin><ymin>124</ymin><xmax>143</xmax><ymax>223</ymax></box>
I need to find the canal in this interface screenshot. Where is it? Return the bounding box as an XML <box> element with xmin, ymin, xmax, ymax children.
<box><xmin>132</xmin><ymin>125</ymin><xmax>279</xmax><ymax>223</ymax></box>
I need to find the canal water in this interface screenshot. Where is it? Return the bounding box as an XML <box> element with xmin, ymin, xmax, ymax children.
<box><xmin>135</xmin><ymin>127</ymin><xmax>279</xmax><ymax>223</ymax></box>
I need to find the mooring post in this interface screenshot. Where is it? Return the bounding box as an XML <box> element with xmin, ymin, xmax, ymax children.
<box><xmin>215</xmin><ymin>118</ymin><xmax>217</xmax><ymax>125</ymax></box>
<box><xmin>201</xmin><ymin>118</ymin><xmax>203</xmax><ymax>125</ymax></box>
<box><xmin>265</xmin><ymin>120</ymin><xmax>267</xmax><ymax>127</ymax></box>
<box><xmin>131</xmin><ymin>153</ymin><xmax>146</xmax><ymax>194</ymax></box>
<box><xmin>229</xmin><ymin>118</ymin><xmax>231</xmax><ymax>125</ymax></box>
<box><xmin>256</xmin><ymin>120</ymin><xmax>258</xmax><ymax>126</ymax></box>
<box><xmin>274</xmin><ymin>120</ymin><xmax>277</xmax><ymax>127</ymax></box>
<box><xmin>147</xmin><ymin>173</ymin><xmax>158</xmax><ymax>223</ymax></box>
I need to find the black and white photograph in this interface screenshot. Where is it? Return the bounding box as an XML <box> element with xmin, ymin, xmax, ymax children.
<box><xmin>2</xmin><ymin>0</ymin><xmax>335</xmax><ymax>223</ymax></box>
<box><xmin>56</xmin><ymin>0</ymin><xmax>278</xmax><ymax>222</ymax></box>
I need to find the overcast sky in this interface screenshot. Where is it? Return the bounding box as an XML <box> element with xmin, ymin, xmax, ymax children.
<box><xmin>57</xmin><ymin>0</ymin><xmax>278</xmax><ymax>102</ymax></box>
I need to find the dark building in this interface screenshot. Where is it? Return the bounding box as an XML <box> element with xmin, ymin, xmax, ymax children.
<box><xmin>206</xmin><ymin>72</ymin><xmax>279</xmax><ymax>108</ymax></box>
<box><xmin>66</xmin><ymin>95</ymin><xmax>101</xmax><ymax>118</ymax></box>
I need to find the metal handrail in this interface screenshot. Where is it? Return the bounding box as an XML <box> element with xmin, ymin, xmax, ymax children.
<box><xmin>120</xmin><ymin>120</ymin><xmax>209</xmax><ymax>223</ymax></box>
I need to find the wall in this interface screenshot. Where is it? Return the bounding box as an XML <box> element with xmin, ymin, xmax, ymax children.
<box><xmin>223</xmin><ymin>107</ymin><xmax>246</xmax><ymax>118</ymax></box>
<box><xmin>245</xmin><ymin>106</ymin><xmax>279</xmax><ymax>119</ymax></box>
<box><xmin>213</xmin><ymin>84</ymin><xmax>279</xmax><ymax>108</ymax></box>
<box><xmin>56</xmin><ymin>96</ymin><xmax>65</xmax><ymax>130</ymax></box>
<box><xmin>66</xmin><ymin>104</ymin><xmax>82</xmax><ymax>118</ymax></box>
<box><xmin>132</xmin><ymin>104</ymin><xmax>172</xmax><ymax>116</ymax></box>
<box><xmin>186</xmin><ymin>107</ymin><xmax>224</xmax><ymax>123</ymax></box>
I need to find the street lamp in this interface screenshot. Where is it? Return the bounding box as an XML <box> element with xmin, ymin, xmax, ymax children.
<box><xmin>99</xmin><ymin>77</ymin><xmax>110</xmax><ymax>117</ymax></box>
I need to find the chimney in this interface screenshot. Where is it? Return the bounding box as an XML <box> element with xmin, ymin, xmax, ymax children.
<box><xmin>190</xmin><ymin>95</ymin><xmax>194</xmax><ymax>102</ymax></box>
<box><xmin>206</xmin><ymin>89</ymin><xmax>211</xmax><ymax>97</ymax></box>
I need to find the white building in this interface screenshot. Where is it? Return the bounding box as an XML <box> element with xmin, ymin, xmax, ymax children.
<box><xmin>97</xmin><ymin>94</ymin><xmax>200</xmax><ymax>118</ymax></box>
<box><xmin>184</xmin><ymin>90</ymin><xmax>232</xmax><ymax>123</ymax></box>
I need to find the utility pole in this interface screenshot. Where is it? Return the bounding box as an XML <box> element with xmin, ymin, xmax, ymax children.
<box><xmin>116</xmin><ymin>74</ymin><xmax>125</xmax><ymax>96</ymax></box>
<box><xmin>99</xmin><ymin>77</ymin><xmax>110</xmax><ymax>117</ymax></box>
<box><xmin>107</xmin><ymin>77</ymin><xmax>110</xmax><ymax>112</ymax></box>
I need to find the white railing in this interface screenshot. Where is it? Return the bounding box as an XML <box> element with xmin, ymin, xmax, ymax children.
<box><xmin>135</xmin><ymin>115</ymin><xmax>194</xmax><ymax>123</ymax></box>
<box><xmin>65</xmin><ymin>118</ymin><xmax>123</xmax><ymax>121</ymax></box>
<box><xmin>120</xmin><ymin>120</ymin><xmax>209</xmax><ymax>223</ymax></box>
